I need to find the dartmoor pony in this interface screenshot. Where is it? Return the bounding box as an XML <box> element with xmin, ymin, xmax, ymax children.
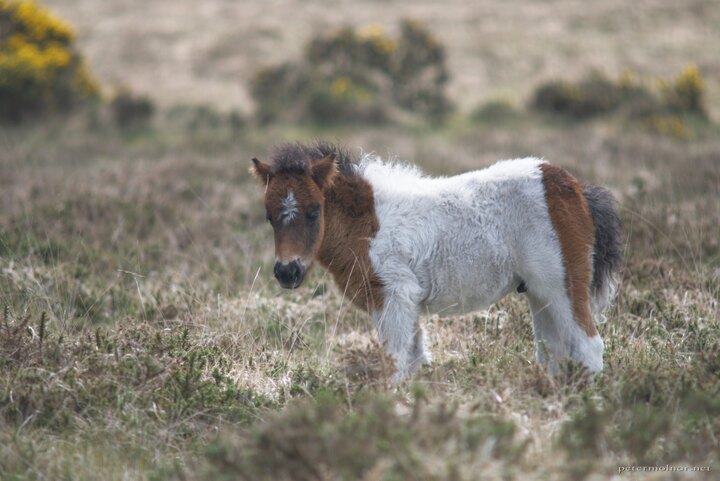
<box><xmin>251</xmin><ymin>142</ymin><xmax>622</xmax><ymax>382</ymax></box>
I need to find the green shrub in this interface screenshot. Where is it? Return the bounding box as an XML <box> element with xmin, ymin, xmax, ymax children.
<box><xmin>532</xmin><ymin>72</ymin><xmax>622</xmax><ymax>119</ymax></box>
<box><xmin>250</xmin><ymin>62</ymin><xmax>309</xmax><ymax>124</ymax></box>
<box><xmin>609</xmin><ymin>71</ymin><xmax>660</xmax><ymax>119</ymax></box>
<box><xmin>305</xmin><ymin>76</ymin><xmax>386</xmax><ymax>123</ymax></box>
<box><xmin>250</xmin><ymin>20</ymin><xmax>452</xmax><ymax>124</ymax></box>
<box><xmin>0</xmin><ymin>0</ymin><xmax>99</xmax><ymax>123</ymax></box>
<box><xmin>390</xmin><ymin>20</ymin><xmax>452</xmax><ymax>119</ymax></box>
<box><xmin>110</xmin><ymin>87</ymin><xmax>155</xmax><ymax>128</ymax></box>
<box><xmin>471</xmin><ymin>98</ymin><xmax>519</xmax><ymax>123</ymax></box>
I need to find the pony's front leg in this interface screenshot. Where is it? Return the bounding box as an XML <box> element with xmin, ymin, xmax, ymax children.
<box><xmin>372</xmin><ymin>286</ymin><xmax>426</xmax><ymax>383</ymax></box>
<box><xmin>411</xmin><ymin>325</ymin><xmax>432</xmax><ymax>370</ymax></box>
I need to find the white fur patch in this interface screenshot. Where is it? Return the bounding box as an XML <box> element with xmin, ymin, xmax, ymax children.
<box><xmin>362</xmin><ymin>156</ymin><xmax>549</xmax><ymax>316</ymax></box>
<box><xmin>356</xmin><ymin>155</ymin><xmax>605</xmax><ymax>381</ymax></box>
<box><xmin>280</xmin><ymin>191</ymin><xmax>298</xmax><ymax>225</ymax></box>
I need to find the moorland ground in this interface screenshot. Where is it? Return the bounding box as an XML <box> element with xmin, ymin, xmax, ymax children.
<box><xmin>1</xmin><ymin>1</ymin><xmax>719</xmax><ymax>480</ymax></box>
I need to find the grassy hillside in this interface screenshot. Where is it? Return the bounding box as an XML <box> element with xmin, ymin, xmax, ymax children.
<box><xmin>2</xmin><ymin>0</ymin><xmax>719</xmax><ymax>479</ymax></box>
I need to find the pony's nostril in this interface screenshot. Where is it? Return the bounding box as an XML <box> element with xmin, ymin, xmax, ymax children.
<box><xmin>289</xmin><ymin>263</ymin><xmax>301</xmax><ymax>279</ymax></box>
<box><xmin>274</xmin><ymin>261</ymin><xmax>304</xmax><ymax>287</ymax></box>
<box><xmin>274</xmin><ymin>263</ymin><xmax>288</xmax><ymax>282</ymax></box>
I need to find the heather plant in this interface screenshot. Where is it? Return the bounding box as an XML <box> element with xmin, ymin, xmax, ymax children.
<box><xmin>0</xmin><ymin>0</ymin><xmax>99</xmax><ymax>123</ymax></box>
<box><xmin>251</xmin><ymin>20</ymin><xmax>452</xmax><ymax>124</ymax></box>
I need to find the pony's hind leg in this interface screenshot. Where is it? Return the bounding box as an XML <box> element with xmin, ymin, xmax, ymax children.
<box><xmin>527</xmin><ymin>289</ymin><xmax>604</xmax><ymax>375</ymax></box>
<box><xmin>519</xmin><ymin>240</ymin><xmax>602</xmax><ymax>374</ymax></box>
<box><xmin>530</xmin><ymin>162</ymin><xmax>604</xmax><ymax>375</ymax></box>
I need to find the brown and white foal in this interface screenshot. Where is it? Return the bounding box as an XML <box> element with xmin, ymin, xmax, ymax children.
<box><xmin>251</xmin><ymin>142</ymin><xmax>622</xmax><ymax>382</ymax></box>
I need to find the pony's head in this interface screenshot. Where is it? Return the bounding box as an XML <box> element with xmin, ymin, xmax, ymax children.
<box><xmin>251</xmin><ymin>151</ymin><xmax>338</xmax><ymax>289</ymax></box>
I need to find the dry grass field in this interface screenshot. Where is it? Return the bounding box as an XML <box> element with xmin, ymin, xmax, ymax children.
<box><xmin>1</xmin><ymin>1</ymin><xmax>719</xmax><ymax>480</ymax></box>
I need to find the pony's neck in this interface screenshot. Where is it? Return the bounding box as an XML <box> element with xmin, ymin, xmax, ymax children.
<box><xmin>316</xmin><ymin>174</ymin><xmax>384</xmax><ymax>313</ymax></box>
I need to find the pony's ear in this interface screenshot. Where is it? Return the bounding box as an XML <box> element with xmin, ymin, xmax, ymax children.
<box><xmin>310</xmin><ymin>153</ymin><xmax>338</xmax><ymax>190</ymax></box>
<box><xmin>250</xmin><ymin>157</ymin><xmax>273</xmax><ymax>184</ymax></box>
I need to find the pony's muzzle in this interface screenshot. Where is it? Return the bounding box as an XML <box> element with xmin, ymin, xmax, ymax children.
<box><xmin>274</xmin><ymin>260</ymin><xmax>305</xmax><ymax>289</ymax></box>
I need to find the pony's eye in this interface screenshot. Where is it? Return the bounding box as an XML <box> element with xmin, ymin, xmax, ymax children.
<box><xmin>307</xmin><ymin>206</ymin><xmax>320</xmax><ymax>221</ymax></box>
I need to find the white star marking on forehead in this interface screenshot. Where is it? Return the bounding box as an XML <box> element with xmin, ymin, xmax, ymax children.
<box><xmin>280</xmin><ymin>191</ymin><xmax>299</xmax><ymax>225</ymax></box>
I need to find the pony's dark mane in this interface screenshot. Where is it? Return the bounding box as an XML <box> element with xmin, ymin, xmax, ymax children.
<box><xmin>270</xmin><ymin>141</ymin><xmax>359</xmax><ymax>177</ymax></box>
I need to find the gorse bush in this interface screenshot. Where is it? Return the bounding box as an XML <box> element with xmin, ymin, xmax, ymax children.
<box><xmin>660</xmin><ymin>64</ymin><xmax>707</xmax><ymax>118</ymax></box>
<box><xmin>0</xmin><ymin>0</ymin><xmax>99</xmax><ymax>123</ymax></box>
<box><xmin>532</xmin><ymin>72</ymin><xmax>622</xmax><ymax>119</ymax></box>
<box><xmin>531</xmin><ymin>65</ymin><xmax>709</xmax><ymax>124</ymax></box>
<box><xmin>251</xmin><ymin>20</ymin><xmax>452</xmax><ymax>124</ymax></box>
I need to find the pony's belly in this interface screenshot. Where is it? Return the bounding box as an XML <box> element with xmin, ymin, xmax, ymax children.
<box><xmin>418</xmin><ymin>250</ymin><xmax>517</xmax><ymax>316</ymax></box>
<box><xmin>422</xmin><ymin>294</ymin><xmax>494</xmax><ymax>316</ymax></box>
<box><xmin>422</xmin><ymin>277</ymin><xmax>515</xmax><ymax>315</ymax></box>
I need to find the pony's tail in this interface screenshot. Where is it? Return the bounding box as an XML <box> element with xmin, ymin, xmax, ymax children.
<box><xmin>583</xmin><ymin>184</ymin><xmax>623</xmax><ymax>314</ymax></box>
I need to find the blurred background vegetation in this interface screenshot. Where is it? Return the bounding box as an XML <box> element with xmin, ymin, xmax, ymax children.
<box><xmin>251</xmin><ymin>20</ymin><xmax>451</xmax><ymax>124</ymax></box>
<box><xmin>1</xmin><ymin>1</ymin><xmax>718</xmax><ymax>480</ymax></box>
<box><xmin>0</xmin><ymin>0</ymin><xmax>715</xmax><ymax>135</ymax></box>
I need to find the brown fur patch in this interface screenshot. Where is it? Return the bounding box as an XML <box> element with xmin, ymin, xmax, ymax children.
<box><xmin>540</xmin><ymin>163</ymin><xmax>597</xmax><ymax>337</ymax></box>
<box><xmin>317</xmin><ymin>175</ymin><xmax>384</xmax><ymax>313</ymax></box>
<box><xmin>257</xmin><ymin>144</ymin><xmax>383</xmax><ymax>312</ymax></box>
<box><xmin>265</xmin><ymin>173</ymin><xmax>324</xmax><ymax>261</ymax></box>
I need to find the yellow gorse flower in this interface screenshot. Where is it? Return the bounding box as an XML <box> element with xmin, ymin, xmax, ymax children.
<box><xmin>373</xmin><ymin>37</ymin><xmax>397</xmax><ymax>55</ymax></box>
<box><xmin>0</xmin><ymin>36</ymin><xmax>71</xmax><ymax>78</ymax></box>
<box><xmin>72</xmin><ymin>61</ymin><xmax>100</xmax><ymax>96</ymax></box>
<box><xmin>657</xmin><ymin>64</ymin><xmax>706</xmax><ymax>115</ymax></box>
<box><xmin>618</xmin><ymin>70</ymin><xmax>635</xmax><ymax>89</ymax></box>
<box><xmin>650</xmin><ymin>116</ymin><xmax>690</xmax><ymax>139</ymax></box>
<box><xmin>330</xmin><ymin>76</ymin><xmax>351</xmax><ymax>96</ymax></box>
<box><xmin>674</xmin><ymin>64</ymin><xmax>704</xmax><ymax>97</ymax></box>
<box><xmin>357</xmin><ymin>24</ymin><xmax>385</xmax><ymax>41</ymax></box>
<box><xmin>358</xmin><ymin>23</ymin><xmax>397</xmax><ymax>55</ymax></box>
<box><xmin>7</xmin><ymin>1</ymin><xmax>75</xmax><ymax>43</ymax></box>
